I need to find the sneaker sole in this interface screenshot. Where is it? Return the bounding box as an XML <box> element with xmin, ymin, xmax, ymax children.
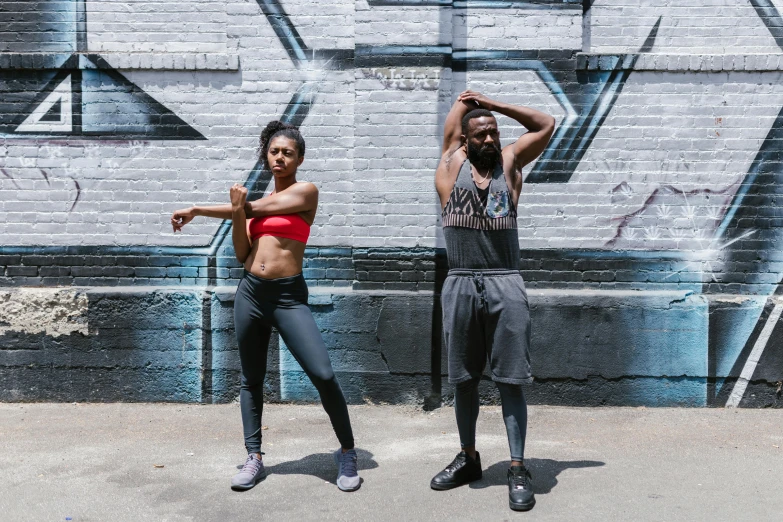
<box><xmin>336</xmin><ymin>481</ymin><xmax>361</xmax><ymax>492</ymax></box>
<box><xmin>509</xmin><ymin>498</ymin><xmax>536</xmax><ymax>511</ymax></box>
<box><xmin>230</xmin><ymin>471</ymin><xmax>267</xmax><ymax>491</ymax></box>
<box><xmin>334</xmin><ymin>452</ymin><xmax>361</xmax><ymax>492</ymax></box>
<box><xmin>429</xmin><ymin>473</ymin><xmax>482</xmax><ymax>491</ymax></box>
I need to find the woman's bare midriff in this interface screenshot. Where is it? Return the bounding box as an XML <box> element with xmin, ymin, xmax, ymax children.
<box><xmin>244</xmin><ymin>235</ymin><xmax>306</xmax><ymax>279</ymax></box>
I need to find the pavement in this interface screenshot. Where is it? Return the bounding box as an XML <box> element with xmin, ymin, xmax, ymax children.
<box><xmin>0</xmin><ymin>403</ymin><xmax>781</xmax><ymax>521</ymax></box>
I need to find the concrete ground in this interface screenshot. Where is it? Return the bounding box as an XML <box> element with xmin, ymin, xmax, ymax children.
<box><xmin>0</xmin><ymin>403</ymin><xmax>781</xmax><ymax>522</ymax></box>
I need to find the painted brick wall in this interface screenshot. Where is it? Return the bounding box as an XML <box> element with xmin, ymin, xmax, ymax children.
<box><xmin>588</xmin><ymin>0</ymin><xmax>782</xmax><ymax>53</ymax></box>
<box><xmin>2</xmin><ymin>0</ymin><xmax>783</xmax><ymax>407</ymax></box>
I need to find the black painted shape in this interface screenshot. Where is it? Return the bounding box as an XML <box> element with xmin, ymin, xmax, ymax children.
<box><xmin>639</xmin><ymin>16</ymin><xmax>661</xmax><ymax>53</ymax></box>
<box><xmin>0</xmin><ymin>55</ymin><xmax>76</xmax><ymax>133</ymax></box>
<box><xmin>71</xmin><ymin>67</ymin><xmax>82</xmax><ymax>135</ymax></box>
<box><xmin>2</xmin><ymin>54</ymin><xmax>205</xmax><ymax>139</ymax></box>
<box><xmin>749</xmin><ymin>316</ymin><xmax>783</xmax><ymax>384</ymax></box>
<box><xmin>711</xmin><ymin>300</ymin><xmax>775</xmax><ymax>406</ymax></box>
<box><xmin>201</xmin><ymin>291</ymin><xmax>213</xmax><ymax>404</ymax></box>
<box><xmin>312</xmin><ymin>49</ymin><xmax>355</xmax><ymax>70</ymax></box>
<box><xmin>355</xmin><ymin>45</ymin><xmax>452</xmax><ymax>68</ymax></box>
<box><xmin>79</xmin><ymin>55</ymin><xmax>205</xmax><ymax>139</ymax></box>
<box><xmin>749</xmin><ymin>0</ymin><xmax>783</xmax><ymax>52</ymax></box>
<box><xmin>710</xmin><ymin>102</ymin><xmax>783</xmax><ymax>290</ymax></box>
<box><xmin>255</xmin><ymin>0</ymin><xmax>310</xmax><ymax>68</ymax></box>
<box><xmin>39</xmin><ymin>99</ymin><xmax>62</xmax><ymax>122</ymax></box>
<box><xmin>582</xmin><ymin>0</ymin><xmax>592</xmax><ymax>13</ymax></box>
<box><xmin>525</xmin><ymin>67</ymin><xmax>620</xmax><ymax>183</ymax></box>
<box><xmin>75</xmin><ymin>0</ymin><xmax>87</xmax><ymax>53</ymax></box>
<box><xmin>526</xmin><ymin>18</ymin><xmax>661</xmax><ymax>183</ymax></box>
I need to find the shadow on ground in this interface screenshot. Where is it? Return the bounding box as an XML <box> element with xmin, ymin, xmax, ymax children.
<box><xmin>236</xmin><ymin>448</ymin><xmax>378</xmax><ymax>484</ymax></box>
<box><xmin>469</xmin><ymin>458</ymin><xmax>605</xmax><ymax>494</ymax></box>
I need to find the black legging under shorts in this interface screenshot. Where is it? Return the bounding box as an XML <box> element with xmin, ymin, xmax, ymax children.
<box><xmin>234</xmin><ymin>271</ymin><xmax>354</xmax><ymax>453</ymax></box>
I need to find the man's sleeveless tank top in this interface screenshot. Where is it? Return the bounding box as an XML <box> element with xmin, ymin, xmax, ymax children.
<box><xmin>441</xmin><ymin>159</ymin><xmax>520</xmax><ymax>270</ymax></box>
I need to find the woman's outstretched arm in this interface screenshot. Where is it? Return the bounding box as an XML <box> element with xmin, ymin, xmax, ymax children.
<box><xmin>171</xmin><ymin>204</ymin><xmax>232</xmax><ymax>232</ymax></box>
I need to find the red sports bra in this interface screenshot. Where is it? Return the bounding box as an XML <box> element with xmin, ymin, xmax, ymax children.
<box><xmin>248</xmin><ymin>213</ymin><xmax>311</xmax><ymax>244</ymax></box>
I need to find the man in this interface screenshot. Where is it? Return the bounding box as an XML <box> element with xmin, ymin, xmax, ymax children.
<box><xmin>431</xmin><ymin>90</ymin><xmax>555</xmax><ymax>511</ymax></box>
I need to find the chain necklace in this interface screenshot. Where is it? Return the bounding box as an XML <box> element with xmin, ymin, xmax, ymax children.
<box><xmin>473</xmin><ymin>165</ymin><xmax>491</xmax><ymax>185</ymax></box>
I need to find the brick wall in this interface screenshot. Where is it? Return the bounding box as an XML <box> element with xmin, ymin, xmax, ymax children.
<box><xmin>1</xmin><ymin>0</ymin><xmax>783</xmax><ymax>407</ymax></box>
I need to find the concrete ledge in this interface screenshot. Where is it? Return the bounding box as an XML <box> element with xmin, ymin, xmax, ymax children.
<box><xmin>1</xmin><ymin>286</ymin><xmax>780</xmax><ymax>407</ymax></box>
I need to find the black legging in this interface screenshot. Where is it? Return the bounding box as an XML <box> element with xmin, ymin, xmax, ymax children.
<box><xmin>234</xmin><ymin>271</ymin><xmax>354</xmax><ymax>453</ymax></box>
<box><xmin>455</xmin><ymin>378</ymin><xmax>527</xmax><ymax>461</ymax></box>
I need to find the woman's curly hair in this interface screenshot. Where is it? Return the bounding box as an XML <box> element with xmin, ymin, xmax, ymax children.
<box><xmin>258</xmin><ymin>121</ymin><xmax>306</xmax><ymax>168</ymax></box>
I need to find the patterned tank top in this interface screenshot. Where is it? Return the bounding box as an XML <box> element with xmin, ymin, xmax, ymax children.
<box><xmin>441</xmin><ymin>159</ymin><xmax>520</xmax><ymax>270</ymax></box>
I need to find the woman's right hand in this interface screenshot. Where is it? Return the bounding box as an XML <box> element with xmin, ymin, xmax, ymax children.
<box><xmin>171</xmin><ymin>207</ymin><xmax>196</xmax><ymax>232</ymax></box>
<box><xmin>230</xmin><ymin>183</ymin><xmax>248</xmax><ymax>212</ymax></box>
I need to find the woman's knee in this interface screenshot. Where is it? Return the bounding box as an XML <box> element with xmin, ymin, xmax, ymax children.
<box><xmin>308</xmin><ymin>367</ymin><xmax>337</xmax><ymax>390</ymax></box>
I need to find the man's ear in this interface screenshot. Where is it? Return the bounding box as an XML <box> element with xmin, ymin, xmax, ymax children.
<box><xmin>460</xmin><ymin>133</ymin><xmax>467</xmax><ymax>145</ymax></box>
<box><xmin>297</xmin><ymin>155</ymin><xmax>305</xmax><ymax>167</ymax></box>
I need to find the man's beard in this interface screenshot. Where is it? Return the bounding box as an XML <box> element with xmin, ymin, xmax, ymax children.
<box><xmin>467</xmin><ymin>141</ymin><xmax>501</xmax><ymax>171</ymax></box>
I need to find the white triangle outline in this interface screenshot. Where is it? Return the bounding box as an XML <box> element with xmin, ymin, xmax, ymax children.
<box><xmin>16</xmin><ymin>75</ymin><xmax>73</xmax><ymax>133</ymax></box>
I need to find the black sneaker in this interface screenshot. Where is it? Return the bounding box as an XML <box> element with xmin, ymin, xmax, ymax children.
<box><xmin>430</xmin><ymin>451</ymin><xmax>482</xmax><ymax>490</ymax></box>
<box><xmin>508</xmin><ymin>465</ymin><xmax>536</xmax><ymax>511</ymax></box>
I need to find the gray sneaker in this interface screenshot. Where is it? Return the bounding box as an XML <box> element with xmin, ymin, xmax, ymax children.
<box><xmin>231</xmin><ymin>454</ymin><xmax>266</xmax><ymax>491</ymax></box>
<box><xmin>333</xmin><ymin>448</ymin><xmax>360</xmax><ymax>492</ymax></box>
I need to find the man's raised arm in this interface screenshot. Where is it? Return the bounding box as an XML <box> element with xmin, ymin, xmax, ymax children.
<box><xmin>442</xmin><ymin>92</ymin><xmax>479</xmax><ymax>155</ymax></box>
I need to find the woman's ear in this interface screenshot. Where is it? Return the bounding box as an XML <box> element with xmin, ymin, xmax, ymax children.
<box><xmin>297</xmin><ymin>155</ymin><xmax>305</xmax><ymax>167</ymax></box>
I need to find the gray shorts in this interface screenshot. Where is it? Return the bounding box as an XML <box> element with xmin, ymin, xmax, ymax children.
<box><xmin>441</xmin><ymin>269</ymin><xmax>532</xmax><ymax>385</ymax></box>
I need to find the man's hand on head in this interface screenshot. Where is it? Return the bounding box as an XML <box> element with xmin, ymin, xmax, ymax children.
<box><xmin>458</xmin><ymin>90</ymin><xmax>496</xmax><ymax>111</ymax></box>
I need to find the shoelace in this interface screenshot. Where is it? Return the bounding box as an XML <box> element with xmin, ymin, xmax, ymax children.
<box><xmin>340</xmin><ymin>451</ymin><xmax>358</xmax><ymax>477</ymax></box>
<box><xmin>445</xmin><ymin>454</ymin><xmax>466</xmax><ymax>473</ymax></box>
<box><xmin>242</xmin><ymin>455</ymin><xmax>261</xmax><ymax>474</ymax></box>
<box><xmin>510</xmin><ymin>471</ymin><xmax>527</xmax><ymax>490</ymax></box>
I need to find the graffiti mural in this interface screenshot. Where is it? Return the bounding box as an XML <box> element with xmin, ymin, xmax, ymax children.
<box><xmin>1</xmin><ymin>0</ymin><xmax>782</xmax><ymax>407</ymax></box>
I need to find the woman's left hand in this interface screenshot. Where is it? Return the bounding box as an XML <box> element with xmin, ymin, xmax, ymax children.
<box><xmin>230</xmin><ymin>183</ymin><xmax>248</xmax><ymax>212</ymax></box>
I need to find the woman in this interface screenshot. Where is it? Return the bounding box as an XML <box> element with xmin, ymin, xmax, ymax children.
<box><xmin>170</xmin><ymin>121</ymin><xmax>360</xmax><ymax>492</ymax></box>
